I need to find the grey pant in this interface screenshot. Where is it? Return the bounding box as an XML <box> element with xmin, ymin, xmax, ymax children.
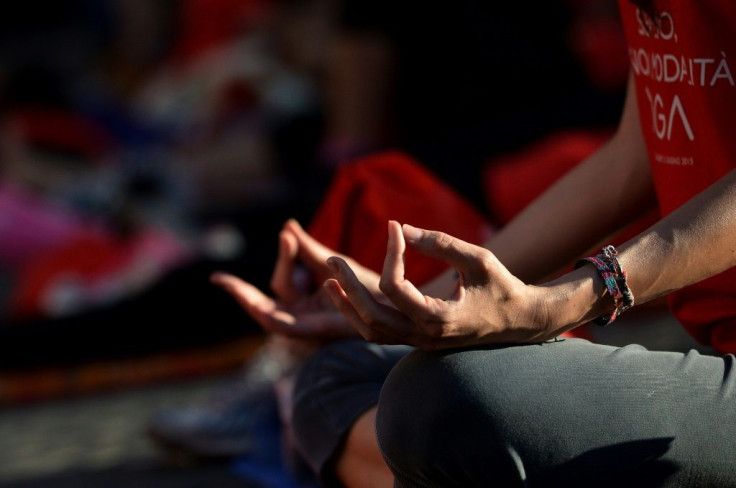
<box><xmin>292</xmin><ymin>338</ymin><xmax>736</xmax><ymax>487</ymax></box>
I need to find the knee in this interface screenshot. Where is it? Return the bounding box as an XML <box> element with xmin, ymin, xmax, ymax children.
<box><xmin>376</xmin><ymin>346</ymin><xmax>538</xmax><ymax>486</ymax></box>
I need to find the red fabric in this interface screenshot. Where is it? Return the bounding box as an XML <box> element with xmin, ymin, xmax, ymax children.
<box><xmin>8</xmin><ymin>108</ymin><xmax>115</xmax><ymax>161</ymax></box>
<box><xmin>619</xmin><ymin>1</ymin><xmax>736</xmax><ymax>353</ymax></box>
<box><xmin>11</xmin><ymin>235</ymin><xmax>133</xmax><ymax>318</ymax></box>
<box><xmin>308</xmin><ymin>151</ymin><xmax>491</xmax><ymax>285</ymax></box>
<box><xmin>170</xmin><ymin>0</ymin><xmax>270</xmax><ymax>65</ymax></box>
<box><xmin>10</xmin><ymin>231</ymin><xmax>190</xmax><ymax>319</ymax></box>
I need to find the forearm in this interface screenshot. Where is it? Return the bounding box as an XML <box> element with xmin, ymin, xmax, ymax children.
<box><xmin>545</xmin><ymin>170</ymin><xmax>736</xmax><ymax>335</ymax></box>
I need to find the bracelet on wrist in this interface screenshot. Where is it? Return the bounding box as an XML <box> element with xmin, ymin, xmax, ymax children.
<box><xmin>575</xmin><ymin>245</ymin><xmax>634</xmax><ymax>326</ymax></box>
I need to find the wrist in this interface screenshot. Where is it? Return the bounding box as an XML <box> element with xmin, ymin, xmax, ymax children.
<box><xmin>538</xmin><ymin>266</ymin><xmax>614</xmax><ymax>336</ymax></box>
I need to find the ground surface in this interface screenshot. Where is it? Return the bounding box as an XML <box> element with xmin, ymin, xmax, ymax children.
<box><xmin>0</xmin><ymin>308</ymin><xmax>711</xmax><ymax>487</ymax></box>
<box><xmin>0</xmin><ymin>374</ymin><xmax>256</xmax><ymax>488</ymax></box>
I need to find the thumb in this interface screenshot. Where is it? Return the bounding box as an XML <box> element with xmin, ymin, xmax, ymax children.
<box><xmin>285</xmin><ymin>219</ymin><xmax>334</xmax><ymax>276</ymax></box>
<box><xmin>270</xmin><ymin>230</ymin><xmax>301</xmax><ymax>302</ymax></box>
<box><xmin>402</xmin><ymin>224</ymin><xmax>496</xmax><ymax>282</ymax></box>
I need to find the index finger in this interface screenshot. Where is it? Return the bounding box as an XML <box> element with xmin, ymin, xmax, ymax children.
<box><xmin>402</xmin><ymin>224</ymin><xmax>497</xmax><ymax>283</ymax></box>
<box><xmin>212</xmin><ymin>272</ymin><xmax>286</xmax><ymax>329</ymax></box>
<box><xmin>212</xmin><ymin>272</ymin><xmax>321</xmax><ymax>338</ymax></box>
<box><xmin>285</xmin><ymin>219</ymin><xmax>338</xmax><ymax>280</ymax></box>
<box><xmin>379</xmin><ymin>221</ymin><xmax>439</xmax><ymax>321</ymax></box>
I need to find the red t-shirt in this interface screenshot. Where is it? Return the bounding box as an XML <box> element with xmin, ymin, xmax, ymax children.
<box><xmin>618</xmin><ymin>1</ymin><xmax>736</xmax><ymax>353</ymax></box>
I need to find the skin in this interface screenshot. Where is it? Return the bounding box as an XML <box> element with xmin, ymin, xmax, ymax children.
<box><xmin>212</xmin><ymin>75</ymin><xmax>736</xmax><ymax>487</ymax></box>
<box><xmin>333</xmin><ymin>408</ymin><xmax>393</xmax><ymax>488</ymax></box>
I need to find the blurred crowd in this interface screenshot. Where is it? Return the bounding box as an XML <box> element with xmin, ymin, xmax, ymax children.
<box><xmin>0</xmin><ymin>0</ymin><xmax>330</xmax><ymax>367</ymax></box>
<box><xmin>0</xmin><ymin>0</ymin><xmax>630</xmax><ymax>482</ymax></box>
<box><xmin>0</xmin><ymin>0</ymin><xmax>627</xmax><ymax>326</ymax></box>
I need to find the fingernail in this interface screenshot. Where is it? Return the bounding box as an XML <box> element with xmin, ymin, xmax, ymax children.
<box><xmin>322</xmin><ymin>279</ymin><xmax>340</xmax><ymax>303</ymax></box>
<box><xmin>402</xmin><ymin>224</ymin><xmax>423</xmax><ymax>243</ymax></box>
<box><xmin>326</xmin><ymin>257</ymin><xmax>340</xmax><ymax>274</ymax></box>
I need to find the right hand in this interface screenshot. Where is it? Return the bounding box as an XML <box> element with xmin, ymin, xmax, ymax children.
<box><xmin>211</xmin><ymin>219</ymin><xmax>381</xmax><ymax>341</ymax></box>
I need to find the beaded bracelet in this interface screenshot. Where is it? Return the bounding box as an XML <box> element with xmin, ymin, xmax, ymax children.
<box><xmin>601</xmin><ymin>245</ymin><xmax>634</xmax><ymax>310</ymax></box>
<box><xmin>575</xmin><ymin>245</ymin><xmax>634</xmax><ymax>326</ymax></box>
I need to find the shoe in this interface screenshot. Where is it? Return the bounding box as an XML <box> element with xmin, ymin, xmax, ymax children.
<box><xmin>147</xmin><ymin>342</ymin><xmax>297</xmax><ymax>459</ymax></box>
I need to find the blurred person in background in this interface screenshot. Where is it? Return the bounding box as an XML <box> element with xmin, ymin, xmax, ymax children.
<box><xmin>0</xmin><ymin>1</ymin><xmax>330</xmax><ymax>480</ymax></box>
<box><xmin>0</xmin><ymin>0</ymin><xmax>326</xmax><ymax>365</ymax></box>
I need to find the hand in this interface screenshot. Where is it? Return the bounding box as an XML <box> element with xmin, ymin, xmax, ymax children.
<box><xmin>270</xmin><ymin>219</ymin><xmax>382</xmax><ymax>301</ymax></box>
<box><xmin>211</xmin><ymin>220</ymin><xmax>379</xmax><ymax>341</ymax></box>
<box><xmin>323</xmin><ymin>221</ymin><xmax>555</xmax><ymax>350</ymax></box>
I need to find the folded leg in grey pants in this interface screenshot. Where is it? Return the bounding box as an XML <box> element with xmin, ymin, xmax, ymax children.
<box><xmin>292</xmin><ymin>338</ymin><xmax>736</xmax><ymax>487</ymax></box>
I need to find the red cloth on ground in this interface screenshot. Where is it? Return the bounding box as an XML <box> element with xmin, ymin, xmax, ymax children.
<box><xmin>308</xmin><ymin>151</ymin><xmax>491</xmax><ymax>286</ymax></box>
<box><xmin>619</xmin><ymin>1</ymin><xmax>736</xmax><ymax>354</ymax></box>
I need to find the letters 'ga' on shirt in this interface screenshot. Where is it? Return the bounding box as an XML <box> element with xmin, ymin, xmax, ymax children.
<box><xmin>618</xmin><ymin>0</ymin><xmax>736</xmax><ymax>354</ymax></box>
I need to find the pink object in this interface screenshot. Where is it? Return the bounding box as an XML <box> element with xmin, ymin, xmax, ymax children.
<box><xmin>0</xmin><ymin>183</ymin><xmax>102</xmax><ymax>268</ymax></box>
